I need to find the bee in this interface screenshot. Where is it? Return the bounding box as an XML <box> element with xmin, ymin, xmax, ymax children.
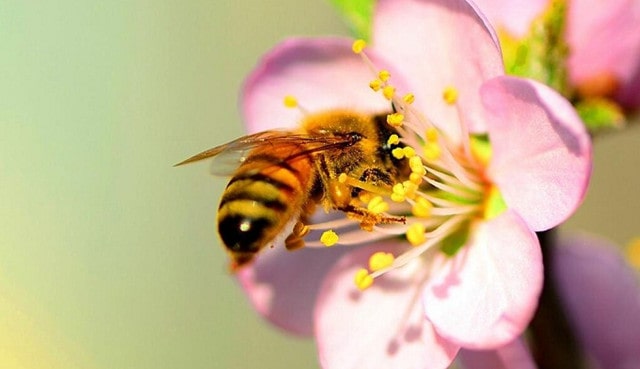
<box><xmin>176</xmin><ymin>109</ymin><xmax>409</xmax><ymax>269</ymax></box>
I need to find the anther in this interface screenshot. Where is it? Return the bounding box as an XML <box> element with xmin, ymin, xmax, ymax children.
<box><xmin>367</xmin><ymin>196</ymin><xmax>390</xmax><ymax>214</ymax></box>
<box><xmin>378</xmin><ymin>70</ymin><xmax>391</xmax><ymax>82</ymax></box>
<box><xmin>354</xmin><ymin>269</ymin><xmax>373</xmax><ymax>290</ymax></box>
<box><xmin>386</xmin><ymin>113</ymin><xmax>404</xmax><ymax>127</ymax></box>
<box><xmin>383</xmin><ymin>85</ymin><xmax>396</xmax><ymax>100</ymax></box>
<box><xmin>443</xmin><ymin>86</ymin><xmax>459</xmax><ymax>105</ymax></box>
<box><xmin>368</xmin><ymin>252</ymin><xmax>395</xmax><ymax>272</ymax></box>
<box><xmin>403</xmin><ymin>93</ymin><xmax>415</xmax><ymax>104</ymax></box>
<box><xmin>320</xmin><ymin>230</ymin><xmax>339</xmax><ymax>247</ymax></box>
<box><xmin>283</xmin><ymin>95</ymin><xmax>298</xmax><ymax>108</ymax></box>
<box><xmin>352</xmin><ymin>39</ymin><xmax>367</xmax><ymax>54</ymax></box>
<box><xmin>412</xmin><ymin>197</ymin><xmax>433</xmax><ymax>218</ymax></box>
<box><xmin>406</xmin><ymin>223</ymin><xmax>426</xmax><ymax>246</ymax></box>
<box><xmin>369</xmin><ymin>79</ymin><xmax>382</xmax><ymax>92</ymax></box>
<box><xmin>387</xmin><ymin>134</ymin><xmax>400</xmax><ymax>146</ymax></box>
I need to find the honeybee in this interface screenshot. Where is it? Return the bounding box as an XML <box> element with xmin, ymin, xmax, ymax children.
<box><xmin>176</xmin><ymin>109</ymin><xmax>409</xmax><ymax>269</ymax></box>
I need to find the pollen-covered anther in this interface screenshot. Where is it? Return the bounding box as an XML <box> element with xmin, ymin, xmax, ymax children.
<box><xmin>369</xmin><ymin>79</ymin><xmax>383</xmax><ymax>92</ymax></box>
<box><xmin>391</xmin><ymin>183</ymin><xmax>406</xmax><ymax>203</ymax></box>
<box><xmin>402</xmin><ymin>180</ymin><xmax>418</xmax><ymax>199</ymax></box>
<box><xmin>403</xmin><ymin>93</ymin><xmax>415</xmax><ymax>104</ymax></box>
<box><xmin>409</xmin><ymin>156</ymin><xmax>426</xmax><ymax>176</ymax></box>
<box><xmin>443</xmin><ymin>86</ymin><xmax>459</xmax><ymax>105</ymax></box>
<box><xmin>354</xmin><ymin>268</ymin><xmax>374</xmax><ymax>290</ymax></box>
<box><xmin>425</xmin><ymin>127</ymin><xmax>439</xmax><ymax>143</ymax></box>
<box><xmin>387</xmin><ymin>134</ymin><xmax>400</xmax><ymax>146</ymax></box>
<box><xmin>386</xmin><ymin>113</ymin><xmax>404</xmax><ymax>127</ymax></box>
<box><xmin>352</xmin><ymin>39</ymin><xmax>367</xmax><ymax>54</ymax></box>
<box><xmin>412</xmin><ymin>197</ymin><xmax>433</xmax><ymax>218</ymax></box>
<box><xmin>382</xmin><ymin>85</ymin><xmax>396</xmax><ymax>100</ymax></box>
<box><xmin>378</xmin><ymin>70</ymin><xmax>391</xmax><ymax>82</ymax></box>
<box><xmin>392</xmin><ymin>147</ymin><xmax>406</xmax><ymax>159</ymax></box>
<box><xmin>402</xmin><ymin>146</ymin><xmax>416</xmax><ymax>158</ymax></box>
<box><xmin>406</xmin><ymin>222</ymin><xmax>426</xmax><ymax>246</ymax></box>
<box><xmin>423</xmin><ymin>143</ymin><xmax>442</xmax><ymax>161</ymax></box>
<box><xmin>367</xmin><ymin>196</ymin><xmax>389</xmax><ymax>214</ymax></box>
<box><xmin>320</xmin><ymin>230</ymin><xmax>339</xmax><ymax>247</ymax></box>
<box><xmin>283</xmin><ymin>95</ymin><xmax>298</xmax><ymax>108</ymax></box>
<box><xmin>368</xmin><ymin>252</ymin><xmax>395</xmax><ymax>272</ymax></box>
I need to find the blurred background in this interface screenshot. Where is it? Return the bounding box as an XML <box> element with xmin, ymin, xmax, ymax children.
<box><xmin>0</xmin><ymin>1</ymin><xmax>638</xmax><ymax>368</ymax></box>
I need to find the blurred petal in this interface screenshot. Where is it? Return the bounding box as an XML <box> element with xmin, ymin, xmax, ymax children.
<box><xmin>241</xmin><ymin>37</ymin><xmax>404</xmax><ymax>133</ymax></box>
<box><xmin>423</xmin><ymin>210</ymin><xmax>542</xmax><ymax>348</ymax></box>
<box><xmin>470</xmin><ymin>0</ymin><xmax>547</xmax><ymax>38</ymax></box>
<box><xmin>238</xmin><ymin>245</ymin><xmax>351</xmax><ymax>336</ymax></box>
<box><xmin>554</xmin><ymin>233</ymin><xmax>640</xmax><ymax>369</ymax></box>
<box><xmin>458</xmin><ymin>338</ymin><xmax>537</xmax><ymax>369</ymax></box>
<box><xmin>482</xmin><ymin>76</ymin><xmax>592</xmax><ymax>232</ymax></box>
<box><xmin>373</xmin><ymin>0</ymin><xmax>503</xmax><ymax>135</ymax></box>
<box><xmin>315</xmin><ymin>242</ymin><xmax>459</xmax><ymax>369</ymax></box>
<box><xmin>567</xmin><ymin>0</ymin><xmax>640</xmax><ymax>97</ymax></box>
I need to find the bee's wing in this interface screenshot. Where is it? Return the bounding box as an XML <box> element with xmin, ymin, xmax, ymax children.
<box><xmin>175</xmin><ymin>130</ymin><xmax>353</xmax><ymax>176</ymax></box>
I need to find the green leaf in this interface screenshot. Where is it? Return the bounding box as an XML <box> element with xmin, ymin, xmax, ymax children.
<box><xmin>328</xmin><ymin>0</ymin><xmax>375</xmax><ymax>40</ymax></box>
<box><xmin>575</xmin><ymin>98</ymin><xmax>626</xmax><ymax>133</ymax></box>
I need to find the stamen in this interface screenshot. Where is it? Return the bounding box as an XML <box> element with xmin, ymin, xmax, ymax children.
<box><xmin>392</xmin><ymin>147</ymin><xmax>406</xmax><ymax>159</ymax></box>
<box><xmin>383</xmin><ymin>85</ymin><xmax>396</xmax><ymax>100</ymax></box>
<box><xmin>443</xmin><ymin>86</ymin><xmax>459</xmax><ymax>105</ymax></box>
<box><xmin>412</xmin><ymin>197</ymin><xmax>433</xmax><ymax>218</ymax></box>
<box><xmin>367</xmin><ymin>196</ymin><xmax>390</xmax><ymax>214</ymax></box>
<box><xmin>402</xmin><ymin>146</ymin><xmax>416</xmax><ymax>158</ymax></box>
<box><xmin>352</xmin><ymin>39</ymin><xmax>367</xmax><ymax>54</ymax></box>
<box><xmin>406</xmin><ymin>223</ymin><xmax>426</xmax><ymax>246</ymax></box>
<box><xmin>387</xmin><ymin>113</ymin><xmax>404</xmax><ymax>127</ymax></box>
<box><xmin>387</xmin><ymin>134</ymin><xmax>400</xmax><ymax>146</ymax></box>
<box><xmin>320</xmin><ymin>230</ymin><xmax>339</xmax><ymax>247</ymax></box>
<box><xmin>283</xmin><ymin>95</ymin><xmax>298</xmax><ymax>108</ymax></box>
<box><xmin>368</xmin><ymin>252</ymin><xmax>395</xmax><ymax>272</ymax></box>
<box><xmin>403</xmin><ymin>93</ymin><xmax>415</xmax><ymax>104</ymax></box>
<box><xmin>354</xmin><ymin>268</ymin><xmax>373</xmax><ymax>290</ymax></box>
<box><xmin>369</xmin><ymin>79</ymin><xmax>383</xmax><ymax>92</ymax></box>
<box><xmin>378</xmin><ymin>70</ymin><xmax>391</xmax><ymax>82</ymax></box>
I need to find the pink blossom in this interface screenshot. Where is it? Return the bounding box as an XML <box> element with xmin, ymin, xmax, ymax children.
<box><xmin>237</xmin><ymin>0</ymin><xmax>592</xmax><ymax>367</ymax></box>
<box><xmin>473</xmin><ymin>0</ymin><xmax>640</xmax><ymax>109</ymax></box>
<box><xmin>458</xmin><ymin>233</ymin><xmax>640</xmax><ymax>369</ymax></box>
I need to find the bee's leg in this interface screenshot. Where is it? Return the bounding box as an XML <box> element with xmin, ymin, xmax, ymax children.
<box><xmin>284</xmin><ymin>201</ymin><xmax>316</xmax><ymax>251</ymax></box>
<box><xmin>339</xmin><ymin>204</ymin><xmax>406</xmax><ymax>232</ymax></box>
<box><xmin>351</xmin><ymin>168</ymin><xmax>394</xmax><ymax>197</ymax></box>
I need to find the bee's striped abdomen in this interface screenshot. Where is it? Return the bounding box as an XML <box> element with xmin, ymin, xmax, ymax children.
<box><xmin>217</xmin><ymin>147</ymin><xmax>313</xmax><ymax>266</ymax></box>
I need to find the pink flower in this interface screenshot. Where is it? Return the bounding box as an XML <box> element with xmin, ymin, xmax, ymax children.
<box><xmin>473</xmin><ymin>0</ymin><xmax>640</xmax><ymax>109</ymax></box>
<box><xmin>458</xmin><ymin>233</ymin><xmax>640</xmax><ymax>369</ymax></box>
<box><xmin>237</xmin><ymin>0</ymin><xmax>591</xmax><ymax>367</ymax></box>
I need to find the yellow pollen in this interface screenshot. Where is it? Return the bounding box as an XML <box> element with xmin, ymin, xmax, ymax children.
<box><xmin>369</xmin><ymin>79</ymin><xmax>382</xmax><ymax>92</ymax></box>
<box><xmin>391</xmin><ymin>183</ymin><xmax>406</xmax><ymax>202</ymax></box>
<box><xmin>409</xmin><ymin>172</ymin><xmax>423</xmax><ymax>184</ymax></box>
<box><xmin>409</xmin><ymin>156</ymin><xmax>426</xmax><ymax>175</ymax></box>
<box><xmin>354</xmin><ymin>268</ymin><xmax>374</xmax><ymax>290</ymax></box>
<box><xmin>383</xmin><ymin>85</ymin><xmax>396</xmax><ymax>100</ymax></box>
<box><xmin>283</xmin><ymin>95</ymin><xmax>298</xmax><ymax>108</ymax></box>
<box><xmin>368</xmin><ymin>252</ymin><xmax>395</xmax><ymax>272</ymax></box>
<box><xmin>392</xmin><ymin>147</ymin><xmax>405</xmax><ymax>159</ymax></box>
<box><xmin>367</xmin><ymin>196</ymin><xmax>389</xmax><ymax>214</ymax></box>
<box><xmin>338</xmin><ymin>173</ymin><xmax>348</xmax><ymax>183</ymax></box>
<box><xmin>443</xmin><ymin>86</ymin><xmax>459</xmax><ymax>105</ymax></box>
<box><xmin>402</xmin><ymin>146</ymin><xmax>416</xmax><ymax>158</ymax></box>
<box><xmin>387</xmin><ymin>134</ymin><xmax>400</xmax><ymax>146</ymax></box>
<box><xmin>320</xmin><ymin>230</ymin><xmax>339</xmax><ymax>247</ymax></box>
<box><xmin>412</xmin><ymin>197</ymin><xmax>433</xmax><ymax>218</ymax></box>
<box><xmin>425</xmin><ymin>127</ymin><xmax>439</xmax><ymax>142</ymax></box>
<box><xmin>386</xmin><ymin>113</ymin><xmax>404</xmax><ymax>127</ymax></box>
<box><xmin>358</xmin><ymin>192</ymin><xmax>373</xmax><ymax>204</ymax></box>
<box><xmin>378</xmin><ymin>70</ymin><xmax>391</xmax><ymax>82</ymax></box>
<box><xmin>423</xmin><ymin>143</ymin><xmax>442</xmax><ymax>161</ymax></box>
<box><xmin>403</xmin><ymin>93</ymin><xmax>415</xmax><ymax>104</ymax></box>
<box><xmin>352</xmin><ymin>39</ymin><xmax>367</xmax><ymax>54</ymax></box>
<box><xmin>406</xmin><ymin>223</ymin><xmax>426</xmax><ymax>246</ymax></box>
<box><xmin>626</xmin><ymin>238</ymin><xmax>640</xmax><ymax>269</ymax></box>
<box><xmin>402</xmin><ymin>180</ymin><xmax>418</xmax><ymax>198</ymax></box>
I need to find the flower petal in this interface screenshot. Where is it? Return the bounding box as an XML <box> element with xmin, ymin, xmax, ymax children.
<box><xmin>423</xmin><ymin>210</ymin><xmax>542</xmax><ymax>349</ymax></box>
<box><xmin>458</xmin><ymin>338</ymin><xmax>537</xmax><ymax>369</ymax></box>
<box><xmin>315</xmin><ymin>242</ymin><xmax>459</xmax><ymax>369</ymax></box>
<box><xmin>554</xmin><ymin>233</ymin><xmax>640</xmax><ymax>369</ymax></box>
<box><xmin>373</xmin><ymin>0</ymin><xmax>504</xmax><ymax>135</ymax></box>
<box><xmin>470</xmin><ymin>0</ymin><xmax>547</xmax><ymax>38</ymax></box>
<box><xmin>241</xmin><ymin>37</ymin><xmax>404</xmax><ymax>133</ymax></box>
<box><xmin>482</xmin><ymin>76</ymin><xmax>592</xmax><ymax>232</ymax></box>
<box><xmin>238</xmin><ymin>245</ymin><xmax>351</xmax><ymax>336</ymax></box>
<box><xmin>567</xmin><ymin>0</ymin><xmax>640</xmax><ymax>108</ymax></box>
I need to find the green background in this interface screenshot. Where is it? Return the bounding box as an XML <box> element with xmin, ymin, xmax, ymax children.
<box><xmin>1</xmin><ymin>1</ymin><xmax>638</xmax><ymax>368</ymax></box>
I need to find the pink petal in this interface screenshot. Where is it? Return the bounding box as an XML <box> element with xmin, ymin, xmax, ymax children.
<box><xmin>458</xmin><ymin>338</ymin><xmax>537</xmax><ymax>369</ymax></box>
<box><xmin>567</xmin><ymin>0</ymin><xmax>640</xmax><ymax>105</ymax></box>
<box><xmin>241</xmin><ymin>37</ymin><xmax>405</xmax><ymax>133</ymax></box>
<box><xmin>238</xmin><ymin>245</ymin><xmax>351</xmax><ymax>336</ymax></box>
<box><xmin>554</xmin><ymin>233</ymin><xmax>640</xmax><ymax>369</ymax></box>
<box><xmin>471</xmin><ymin>0</ymin><xmax>547</xmax><ymax>38</ymax></box>
<box><xmin>482</xmin><ymin>76</ymin><xmax>592</xmax><ymax>232</ymax></box>
<box><xmin>423</xmin><ymin>210</ymin><xmax>542</xmax><ymax>349</ymax></box>
<box><xmin>373</xmin><ymin>0</ymin><xmax>504</xmax><ymax>135</ymax></box>
<box><xmin>315</xmin><ymin>242</ymin><xmax>459</xmax><ymax>369</ymax></box>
